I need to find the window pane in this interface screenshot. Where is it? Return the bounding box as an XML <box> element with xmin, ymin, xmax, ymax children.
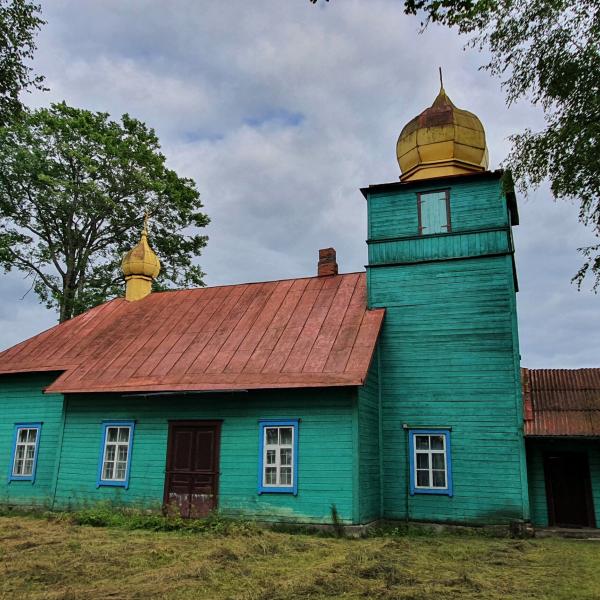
<box><xmin>105</xmin><ymin>445</ymin><xmax>116</xmax><ymax>461</ymax></box>
<box><xmin>23</xmin><ymin>459</ymin><xmax>33</xmax><ymax>475</ymax></box>
<box><xmin>415</xmin><ymin>436</ymin><xmax>429</xmax><ymax>450</ymax></box>
<box><xmin>18</xmin><ymin>429</ymin><xmax>28</xmax><ymax>443</ymax></box>
<box><xmin>115</xmin><ymin>462</ymin><xmax>127</xmax><ymax>480</ymax></box>
<box><xmin>15</xmin><ymin>445</ymin><xmax>25</xmax><ymax>461</ymax></box>
<box><xmin>430</xmin><ymin>436</ymin><xmax>444</xmax><ymax>450</ymax></box>
<box><xmin>432</xmin><ymin>453</ymin><xmax>445</xmax><ymax>470</ymax></box>
<box><xmin>118</xmin><ymin>428</ymin><xmax>130</xmax><ymax>443</ymax></box>
<box><xmin>280</xmin><ymin>448</ymin><xmax>292</xmax><ymax>466</ymax></box>
<box><xmin>433</xmin><ymin>470</ymin><xmax>446</xmax><ymax>488</ymax></box>
<box><xmin>107</xmin><ymin>428</ymin><xmax>118</xmax><ymax>442</ymax></box>
<box><xmin>117</xmin><ymin>446</ymin><xmax>128</xmax><ymax>462</ymax></box>
<box><xmin>27</xmin><ymin>429</ymin><xmax>37</xmax><ymax>443</ymax></box>
<box><xmin>416</xmin><ymin>453</ymin><xmax>429</xmax><ymax>469</ymax></box>
<box><xmin>266</xmin><ymin>449</ymin><xmax>276</xmax><ymax>465</ymax></box>
<box><xmin>416</xmin><ymin>470</ymin><xmax>430</xmax><ymax>487</ymax></box>
<box><xmin>279</xmin><ymin>428</ymin><xmax>293</xmax><ymax>446</ymax></box>
<box><xmin>266</xmin><ymin>428</ymin><xmax>278</xmax><ymax>445</ymax></box>
<box><xmin>14</xmin><ymin>459</ymin><xmax>24</xmax><ymax>475</ymax></box>
<box><xmin>25</xmin><ymin>445</ymin><xmax>35</xmax><ymax>460</ymax></box>
<box><xmin>103</xmin><ymin>462</ymin><xmax>113</xmax><ymax>480</ymax></box>
<box><xmin>280</xmin><ymin>467</ymin><xmax>292</xmax><ymax>486</ymax></box>
<box><xmin>265</xmin><ymin>467</ymin><xmax>277</xmax><ymax>485</ymax></box>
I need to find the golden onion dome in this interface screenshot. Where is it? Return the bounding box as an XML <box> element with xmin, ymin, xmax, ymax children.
<box><xmin>396</xmin><ymin>77</ymin><xmax>489</xmax><ymax>182</ymax></box>
<box><xmin>121</xmin><ymin>217</ymin><xmax>160</xmax><ymax>280</ymax></box>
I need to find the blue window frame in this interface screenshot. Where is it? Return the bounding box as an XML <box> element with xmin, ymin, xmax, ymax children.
<box><xmin>97</xmin><ymin>421</ymin><xmax>135</xmax><ymax>488</ymax></box>
<box><xmin>409</xmin><ymin>429</ymin><xmax>453</xmax><ymax>496</ymax></box>
<box><xmin>417</xmin><ymin>190</ymin><xmax>451</xmax><ymax>235</ymax></box>
<box><xmin>258</xmin><ymin>419</ymin><xmax>299</xmax><ymax>495</ymax></box>
<box><xmin>8</xmin><ymin>423</ymin><xmax>42</xmax><ymax>482</ymax></box>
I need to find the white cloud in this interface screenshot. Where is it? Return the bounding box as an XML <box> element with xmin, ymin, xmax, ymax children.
<box><xmin>1</xmin><ymin>0</ymin><xmax>597</xmax><ymax>368</ymax></box>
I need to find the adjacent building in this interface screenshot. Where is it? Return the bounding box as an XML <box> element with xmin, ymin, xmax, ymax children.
<box><xmin>1</xmin><ymin>84</ymin><xmax>597</xmax><ymax>529</ymax></box>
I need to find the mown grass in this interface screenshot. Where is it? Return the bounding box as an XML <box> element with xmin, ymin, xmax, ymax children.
<box><xmin>0</xmin><ymin>512</ymin><xmax>599</xmax><ymax>600</ymax></box>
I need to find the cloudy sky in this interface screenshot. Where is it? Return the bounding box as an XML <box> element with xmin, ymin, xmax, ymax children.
<box><xmin>0</xmin><ymin>0</ymin><xmax>597</xmax><ymax>368</ymax></box>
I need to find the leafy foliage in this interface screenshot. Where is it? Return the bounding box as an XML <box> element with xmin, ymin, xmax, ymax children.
<box><xmin>0</xmin><ymin>0</ymin><xmax>45</xmax><ymax>125</ymax></box>
<box><xmin>404</xmin><ymin>0</ymin><xmax>600</xmax><ymax>289</ymax></box>
<box><xmin>0</xmin><ymin>102</ymin><xmax>209</xmax><ymax>321</ymax></box>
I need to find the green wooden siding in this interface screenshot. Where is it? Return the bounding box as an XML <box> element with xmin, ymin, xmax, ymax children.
<box><xmin>52</xmin><ymin>388</ymin><xmax>357</xmax><ymax>524</ymax></box>
<box><xmin>0</xmin><ymin>373</ymin><xmax>64</xmax><ymax>507</ymax></box>
<box><xmin>368</xmin><ymin>229</ymin><xmax>511</xmax><ymax>266</ymax></box>
<box><xmin>368</xmin><ymin>179</ymin><xmax>509</xmax><ymax>241</ymax></box>
<box><xmin>357</xmin><ymin>348</ymin><xmax>381</xmax><ymax>523</ymax></box>
<box><xmin>366</xmin><ymin>175</ymin><xmax>528</xmax><ymax>525</ymax></box>
<box><xmin>526</xmin><ymin>439</ymin><xmax>600</xmax><ymax>527</ymax></box>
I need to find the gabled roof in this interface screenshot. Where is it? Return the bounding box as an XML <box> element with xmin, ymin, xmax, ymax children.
<box><xmin>0</xmin><ymin>273</ymin><xmax>384</xmax><ymax>394</ymax></box>
<box><xmin>523</xmin><ymin>368</ymin><xmax>600</xmax><ymax>436</ymax></box>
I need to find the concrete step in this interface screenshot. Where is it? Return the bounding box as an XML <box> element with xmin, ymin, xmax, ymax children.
<box><xmin>536</xmin><ymin>527</ymin><xmax>600</xmax><ymax>539</ymax></box>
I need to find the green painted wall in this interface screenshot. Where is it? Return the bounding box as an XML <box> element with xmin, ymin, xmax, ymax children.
<box><xmin>366</xmin><ymin>175</ymin><xmax>529</xmax><ymax>525</ymax></box>
<box><xmin>527</xmin><ymin>439</ymin><xmax>600</xmax><ymax>527</ymax></box>
<box><xmin>0</xmin><ymin>373</ymin><xmax>64</xmax><ymax>507</ymax></box>
<box><xmin>357</xmin><ymin>348</ymin><xmax>381</xmax><ymax>523</ymax></box>
<box><xmin>368</xmin><ymin>178</ymin><xmax>509</xmax><ymax>241</ymax></box>
<box><xmin>53</xmin><ymin>388</ymin><xmax>358</xmax><ymax>524</ymax></box>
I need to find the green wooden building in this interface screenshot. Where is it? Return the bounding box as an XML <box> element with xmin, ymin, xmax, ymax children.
<box><xmin>1</xmin><ymin>84</ymin><xmax>597</xmax><ymax>530</ymax></box>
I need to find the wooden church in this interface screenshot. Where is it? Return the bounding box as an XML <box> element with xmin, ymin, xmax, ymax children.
<box><xmin>1</xmin><ymin>83</ymin><xmax>598</xmax><ymax>530</ymax></box>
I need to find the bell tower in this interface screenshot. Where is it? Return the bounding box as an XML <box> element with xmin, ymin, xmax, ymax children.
<box><xmin>363</xmin><ymin>79</ymin><xmax>530</xmax><ymax>525</ymax></box>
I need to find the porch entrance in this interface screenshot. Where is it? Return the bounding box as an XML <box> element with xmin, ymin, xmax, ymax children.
<box><xmin>164</xmin><ymin>421</ymin><xmax>222</xmax><ymax>518</ymax></box>
<box><xmin>544</xmin><ymin>451</ymin><xmax>595</xmax><ymax>528</ymax></box>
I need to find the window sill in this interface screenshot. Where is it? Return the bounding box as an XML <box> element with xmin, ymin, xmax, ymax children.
<box><xmin>258</xmin><ymin>487</ymin><xmax>297</xmax><ymax>495</ymax></box>
<box><xmin>411</xmin><ymin>488</ymin><xmax>453</xmax><ymax>497</ymax></box>
<box><xmin>8</xmin><ymin>476</ymin><xmax>35</xmax><ymax>483</ymax></box>
<box><xmin>96</xmin><ymin>480</ymin><xmax>129</xmax><ymax>489</ymax></box>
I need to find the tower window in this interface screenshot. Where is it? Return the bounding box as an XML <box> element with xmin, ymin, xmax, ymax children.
<box><xmin>409</xmin><ymin>429</ymin><xmax>453</xmax><ymax>496</ymax></box>
<box><xmin>417</xmin><ymin>190</ymin><xmax>451</xmax><ymax>235</ymax></box>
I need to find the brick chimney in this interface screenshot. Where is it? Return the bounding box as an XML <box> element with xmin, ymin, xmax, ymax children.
<box><xmin>318</xmin><ymin>247</ymin><xmax>338</xmax><ymax>277</ymax></box>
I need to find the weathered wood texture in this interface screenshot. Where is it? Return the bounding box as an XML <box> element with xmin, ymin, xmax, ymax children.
<box><xmin>357</xmin><ymin>348</ymin><xmax>381</xmax><ymax>523</ymax></box>
<box><xmin>368</xmin><ymin>179</ymin><xmax>510</xmax><ymax>241</ymax></box>
<box><xmin>51</xmin><ymin>388</ymin><xmax>358</xmax><ymax>524</ymax></box>
<box><xmin>366</xmin><ymin>175</ymin><xmax>529</xmax><ymax>524</ymax></box>
<box><xmin>526</xmin><ymin>439</ymin><xmax>600</xmax><ymax>527</ymax></box>
<box><xmin>0</xmin><ymin>374</ymin><xmax>64</xmax><ymax>506</ymax></box>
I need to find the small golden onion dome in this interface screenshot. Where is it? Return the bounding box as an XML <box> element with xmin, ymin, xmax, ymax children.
<box><xmin>396</xmin><ymin>81</ymin><xmax>489</xmax><ymax>182</ymax></box>
<box><xmin>122</xmin><ymin>219</ymin><xmax>160</xmax><ymax>278</ymax></box>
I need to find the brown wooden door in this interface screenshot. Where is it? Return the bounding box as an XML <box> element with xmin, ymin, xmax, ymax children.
<box><xmin>544</xmin><ymin>452</ymin><xmax>595</xmax><ymax>528</ymax></box>
<box><xmin>164</xmin><ymin>421</ymin><xmax>221</xmax><ymax>518</ymax></box>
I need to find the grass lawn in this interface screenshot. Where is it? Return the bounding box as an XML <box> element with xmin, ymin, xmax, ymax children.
<box><xmin>1</xmin><ymin>514</ymin><xmax>600</xmax><ymax>599</ymax></box>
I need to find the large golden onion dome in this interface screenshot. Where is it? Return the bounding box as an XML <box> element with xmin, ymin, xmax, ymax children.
<box><xmin>121</xmin><ymin>215</ymin><xmax>160</xmax><ymax>301</ymax></box>
<box><xmin>396</xmin><ymin>78</ymin><xmax>489</xmax><ymax>182</ymax></box>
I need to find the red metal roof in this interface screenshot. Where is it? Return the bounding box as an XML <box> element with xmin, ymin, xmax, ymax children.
<box><xmin>0</xmin><ymin>273</ymin><xmax>384</xmax><ymax>394</ymax></box>
<box><xmin>523</xmin><ymin>368</ymin><xmax>600</xmax><ymax>436</ymax></box>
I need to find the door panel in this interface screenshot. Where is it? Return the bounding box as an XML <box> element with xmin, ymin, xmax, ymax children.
<box><xmin>164</xmin><ymin>422</ymin><xmax>221</xmax><ymax>518</ymax></box>
<box><xmin>544</xmin><ymin>452</ymin><xmax>595</xmax><ymax>528</ymax></box>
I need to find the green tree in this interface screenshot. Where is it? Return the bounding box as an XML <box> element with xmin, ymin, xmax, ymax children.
<box><xmin>404</xmin><ymin>0</ymin><xmax>600</xmax><ymax>289</ymax></box>
<box><xmin>0</xmin><ymin>0</ymin><xmax>45</xmax><ymax>125</ymax></box>
<box><xmin>0</xmin><ymin>102</ymin><xmax>209</xmax><ymax>322</ymax></box>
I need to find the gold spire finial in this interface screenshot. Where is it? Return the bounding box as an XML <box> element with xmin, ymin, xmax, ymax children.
<box><xmin>142</xmin><ymin>211</ymin><xmax>150</xmax><ymax>237</ymax></box>
<box><xmin>121</xmin><ymin>213</ymin><xmax>160</xmax><ymax>301</ymax></box>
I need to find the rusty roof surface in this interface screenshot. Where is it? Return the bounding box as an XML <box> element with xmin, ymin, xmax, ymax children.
<box><xmin>523</xmin><ymin>368</ymin><xmax>600</xmax><ymax>437</ymax></box>
<box><xmin>0</xmin><ymin>273</ymin><xmax>384</xmax><ymax>394</ymax></box>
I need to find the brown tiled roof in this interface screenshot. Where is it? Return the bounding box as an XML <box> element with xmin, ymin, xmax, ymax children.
<box><xmin>523</xmin><ymin>368</ymin><xmax>600</xmax><ymax>436</ymax></box>
<box><xmin>0</xmin><ymin>273</ymin><xmax>384</xmax><ymax>394</ymax></box>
